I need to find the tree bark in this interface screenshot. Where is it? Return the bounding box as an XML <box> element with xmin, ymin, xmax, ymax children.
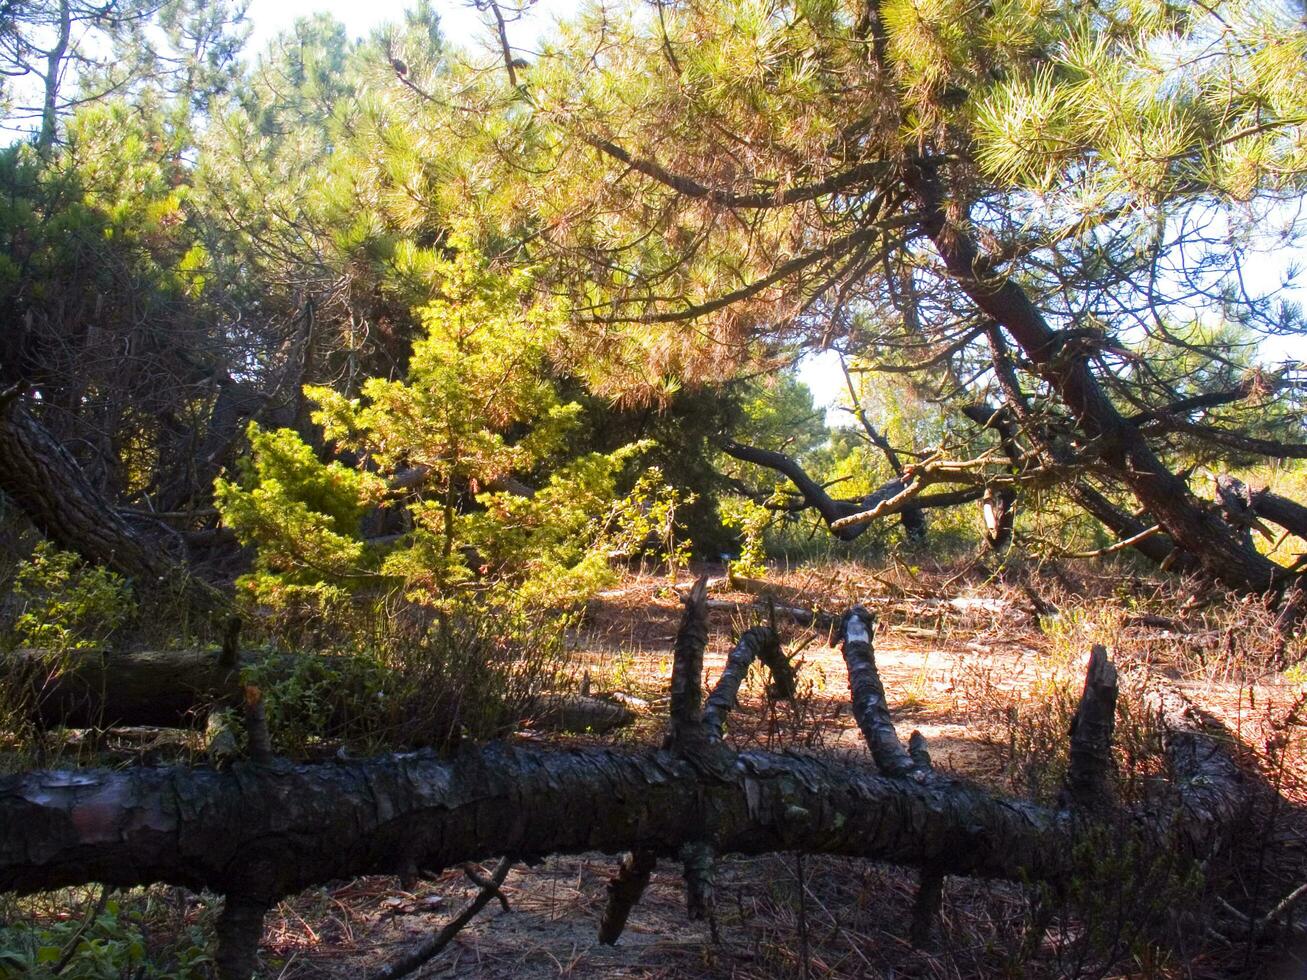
<box><xmin>0</xmin><ymin>669</ymin><xmax>1244</xmax><ymax>935</ymax></box>
<box><xmin>1068</xmin><ymin>482</ymin><xmax>1195</xmax><ymax>571</ymax></box>
<box><xmin>5</xmin><ymin>645</ymin><xmax>636</xmax><ymax>735</ymax></box>
<box><xmin>6</xmin><ymin>647</ymin><xmax>245</xmax><ymax>729</ymax></box>
<box><xmin>906</xmin><ymin>166</ymin><xmax>1284</xmax><ymax>594</ymax></box>
<box><xmin>0</xmin><ymin>388</ymin><xmax>223</xmax><ymax>612</ymax></box>
<box><xmin>1216</xmin><ymin>474</ymin><xmax>1307</xmax><ymax>544</ymax></box>
<box><xmin>1060</xmin><ymin>644</ymin><xmax>1118</xmax><ymax>809</ymax></box>
<box><xmin>719</xmin><ymin>438</ymin><xmax>983</xmax><ymax>540</ymax></box>
<box><xmin>0</xmin><ymin>606</ymin><xmax>1250</xmax><ymax>980</ymax></box>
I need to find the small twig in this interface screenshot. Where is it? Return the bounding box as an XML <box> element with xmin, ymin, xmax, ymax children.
<box><xmin>1222</xmin><ymin>882</ymin><xmax>1307</xmax><ymax>937</ymax></box>
<box><xmin>371</xmin><ymin>857</ymin><xmax>514</xmax><ymax>980</ymax></box>
<box><xmin>462</xmin><ymin>862</ymin><xmax>511</xmax><ymax>911</ymax></box>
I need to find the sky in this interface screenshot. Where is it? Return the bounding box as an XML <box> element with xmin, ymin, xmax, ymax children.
<box><xmin>16</xmin><ymin>0</ymin><xmax>1307</xmax><ymax>412</ymax></box>
<box><xmin>244</xmin><ymin>0</ymin><xmax>580</xmax><ymax>61</ymax></box>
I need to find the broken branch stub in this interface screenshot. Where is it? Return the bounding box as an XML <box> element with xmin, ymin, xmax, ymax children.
<box><xmin>1061</xmin><ymin>644</ymin><xmax>1118</xmax><ymax>809</ymax></box>
<box><xmin>598</xmin><ymin>850</ymin><xmax>657</xmax><ymax>945</ymax></box>
<box><xmin>840</xmin><ymin>606</ymin><xmax>918</xmax><ymax>777</ymax></box>
<box><xmin>702</xmin><ymin>626</ymin><xmax>789</xmax><ymax>738</ymax></box>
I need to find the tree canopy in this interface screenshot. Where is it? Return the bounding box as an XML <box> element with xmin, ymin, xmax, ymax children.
<box><xmin>1</xmin><ymin>0</ymin><xmax>1305</xmax><ymax>626</ymax></box>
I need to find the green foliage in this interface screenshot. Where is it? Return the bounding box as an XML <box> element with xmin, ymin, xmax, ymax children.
<box><xmin>213</xmin><ymin>423</ymin><xmax>385</xmax><ymax>625</ymax></box>
<box><xmin>215</xmin><ymin>252</ymin><xmax>684</xmax><ymax>638</ymax></box>
<box><xmin>719</xmin><ymin>496</ymin><xmax>772</xmax><ymax>576</ymax></box>
<box><xmin>6</xmin><ymin>543</ymin><xmax>132</xmax><ymax>652</ymax></box>
<box><xmin>242</xmin><ymin>603</ymin><xmax>571</xmax><ymax>754</ymax></box>
<box><xmin>0</xmin><ymin>892</ymin><xmax>210</xmax><ymax>979</ymax></box>
<box><xmin>1022</xmin><ymin>823</ymin><xmax>1204</xmax><ymax>977</ymax></box>
<box><xmin>604</xmin><ymin>466</ymin><xmax>698</xmax><ymax>578</ymax></box>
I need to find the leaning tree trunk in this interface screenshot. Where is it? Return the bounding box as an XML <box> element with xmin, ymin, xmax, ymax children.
<box><xmin>0</xmin><ymin>584</ymin><xmax>1247</xmax><ymax>979</ymax></box>
<box><xmin>906</xmin><ymin>167</ymin><xmax>1284</xmax><ymax>595</ymax></box>
<box><xmin>0</xmin><ymin>386</ymin><xmax>222</xmax><ymax>612</ymax></box>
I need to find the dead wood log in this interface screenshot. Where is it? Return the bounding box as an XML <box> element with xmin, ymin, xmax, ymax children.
<box><xmin>5</xmin><ymin>647</ymin><xmax>247</xmax><ymax>729</ymax></box>
<box><xmin>1068</xmin><ymin>482</ymin><xmax>1195</xmax><ymax>572</ymax></box>
<box><xmin>523</xmin><ymin>695</ymin><xmax>635</xmax><ymax>735</ymax></box>
<box><xmin>718</xmin><ymin>439</ymin><xmax>983</xmax><ymax>541</ymax></box>
<box><xmin>0</xmin><ymin>617</ymin><xmax>1251</xmax><ymax>979</ymax></box>
<box><xmin>703</xmin><ymin>597</ymin><xmax>840</xmax><ymax>631</ymax></box>
<box><xmin>6</xmin><ymin>647</ymin><xmax>634</xmax><ymax>736</ymax></box>
<box><xmin>598</xmin><ymin>849</ymin><xmax>659</xmax><ymax>945</ymax></box>
<box><xmin>1137</xmin><ymin>672</ymin><xmax>1248</xmax><ymax>851</ymax></box>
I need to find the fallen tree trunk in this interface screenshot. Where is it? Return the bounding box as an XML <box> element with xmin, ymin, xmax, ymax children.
<box><xmin>6</xmin><ymin>646</ymin><xmax>244</xmax><ymax>729</ymax></box>
<box><xmin>5</xmin><ymin>646</ymin><xmax>635</xmax><ymax>735</ymax></box>
<box><xmin>0</xmin><ymin>593</ymin><xmax>1249</xmax><ymax>979</ymax></box>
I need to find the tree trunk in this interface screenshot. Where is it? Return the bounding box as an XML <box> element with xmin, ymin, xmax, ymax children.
<box><xmin>6</xmin><ymin>647</ymin><xmax>244</xmax><ymax>729</ymax></box>
<box><xmin>719</xmin><ymin>439</ymin><xmax>982</xmax><ymax>541</ymax></box>
<box><xmin>0</xmin><ymin>603</ymin><xmax>1250</xmax><ymax>980</ymax></box>
<box><xmin>906</xmin><ymin>167</ymin><xmax>1283</xmax><ymax>594</ymax></box>
<box><xmin>0</xmin><ymin>387</ymin><xmax>223</xmax><ymax>612</ymax></box>
<box><xmin>5</xmin><ymin>646</ymin><xmax>635</xmax><ymax>735</ymax></box>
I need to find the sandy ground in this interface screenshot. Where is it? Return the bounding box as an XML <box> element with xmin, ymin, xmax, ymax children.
<box><xmin>246</xmin><ymin>566</ymin><xmax>1305</xmax><ymax>979</ymax></box>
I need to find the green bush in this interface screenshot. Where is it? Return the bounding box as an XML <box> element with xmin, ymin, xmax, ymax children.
<box><xmin>0</xmin><ymin>891</ymin><xmax>210</xmax><ymax>979</ymax></box>
<box><xmin>5</xmin><ymin>542</ymin><xmax>133</xmax><ymax>652</ymax></box>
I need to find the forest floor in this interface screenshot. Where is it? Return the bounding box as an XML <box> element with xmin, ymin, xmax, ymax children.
<box><xmin>238</xmin><ymin>559</ymin><xmax>1307</xmax><ymax>980</ymax></box>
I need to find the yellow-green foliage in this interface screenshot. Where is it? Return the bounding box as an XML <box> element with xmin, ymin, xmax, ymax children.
<box><xmin>213</xmin><ymin>424</ymin><xmax>385</xmax><ymax>620</ymax></box>
<box><xmin>5</xmin><ymin>543</ymin><xmax>132</xmax><ymax>651</ymax></box>
<box><xmin>719</xmin><ymin>496</ymin><xmax>772</xmax><ymax>577</ymax></box>
<box><xmin>216</xmin><ymin>251</ymin><xmax>683</xmax><ymax>630</ymax></box>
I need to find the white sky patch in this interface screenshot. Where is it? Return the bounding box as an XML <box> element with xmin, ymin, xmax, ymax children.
<box><xmin>245</xmin><ymin>0</ymin><xmax>578</xmax><ymax>57</ymax></box>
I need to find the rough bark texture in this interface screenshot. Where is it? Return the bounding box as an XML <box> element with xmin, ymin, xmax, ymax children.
<box><xmin>1216</xmin><ymin>474</ymin><xmax>1307</xmax><ymax>544</ymax></box>
<box><xmin>6</xmin><ymin>647</ymin><xmax>245</xmax><ymax>729</ymax></box>
<box><xmin>981</xmin><ymin>487</ymin><xmax>1015</xmax><ymax>552</ymax></box>
<box><xmin>910</xmin><ymin>869</ymin><xmax>945</xmax><ymax>947</ymax></box>
<box><xmin>702</xmin><ymin>626</ymin><xmax>792</xmax><ymax>738</ymax></box>
<box><xmin>598</xmin><ymin>850</ymin><xmax>658</xmax><ymax>945</ymax></box>
<box><xmin>0</xmin><ymin>389</ymin><xmax>222</xmax><ymax>611</ymax></box>
<box><xmin>0</xmin><ymin>743</ymin><xmax>1084</xmax><ymax>901</ymax></box>
<box><xmin>1061</xmin><ymin>644</ymin><xmax>1118</xmax><ymax>809</ymax></box>
<box><xmin>668</xmin><ymin>577</ymin><xmax>710</xmax><ymax>749</ymax></box>
<box><xmin>1069</xmin><ymin>482</ymin><xmax>1194</xmax><ymax>571</ymax></box>
<box><xmin>0</xmin><ymin>676</ymin><xmax>1245</xmax><ymax>907</ymax></box>
<box><xmin>0</xmin><ymin>608</ymin><xmax>1250</xmax><ymax>979</ymax></box>
<box><xmin>6</xmin><ymin>648</ymin><xmax>634</xmax><ymax>735</ymax></box>
<box><xmin>907</xmin><ymin>167</ymin><xmax>1284</xmax><ymax>594</ymax></box>
<box><xmin>840</xmin><ymin>607</ymin><xmax>918</xmax><ymax>777</ymax></box>
<box><xmin>1139</xmin><ymin>673</ymin><xmax>1248</xmax><ymax>851</ymax></box>
<box><xmin>214</xmin><ymin>899</ymin><xmax>268</xmax><ymax>980</ymax></box>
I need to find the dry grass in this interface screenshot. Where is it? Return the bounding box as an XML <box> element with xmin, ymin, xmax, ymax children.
<box><xmin>5</xmin><ymin>557</ymin><xmax>1306</xmax><ymax>978</ymax></box>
